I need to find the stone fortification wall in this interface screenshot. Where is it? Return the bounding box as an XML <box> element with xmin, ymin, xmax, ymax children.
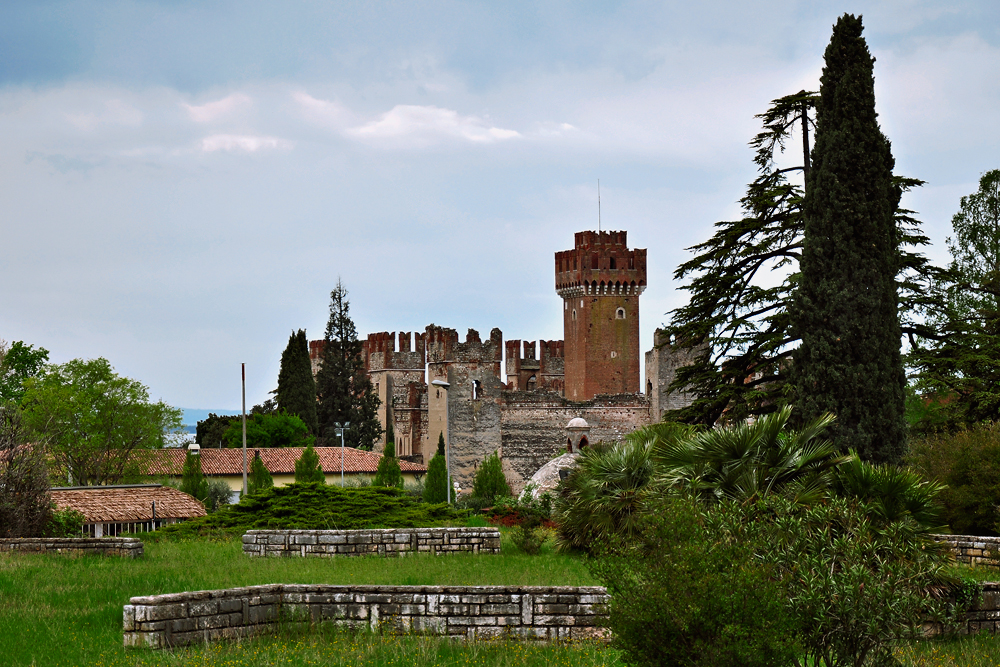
<box><xmin>644</xmin><ymin>330</ymin><xmax>699</xmax><ymax>421</ymax></box>
<box><xmin>0</xmin><ymin>537</ymin><xmax>143</xmax><ymax>558</ymax></box>
<box><xmin>123</xmin><ymin>584</ymin><xmax>610</xmax><ymax>648</ymax></box>
<box><xmin>499</xmin><ymin>392</ymin><xmax>650</xmax><ymax>492</ymax></box>
<box><xmin>935</xmin><ymin>535</ymin><xmax>1000</xmax><ymax>568</ymax></box>
<box><xmin>242</xmin><ymin>528</ymin><xmax>500</xmax><ymax>558</ymax></box>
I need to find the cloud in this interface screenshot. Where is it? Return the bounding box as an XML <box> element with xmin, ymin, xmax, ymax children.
<box><xmin>65</xmin><ymin>99</ymin><xmax>143</xmax><ymax>131</ymax></box>
<box><xmin>293</xmin><ymin>91</ymin><xmax>352</xmax><ymax>127</ymax></box>
<box><xmin>183</xmin><ymin>93</ymin><xmax>252</xmax><ymax>123</ymax></box>
<box><xmin>346</xmin><ymin>105</ymin><xmax>521</xmax><ymax>146</ymax></box>
<box><xmin>199</xmin><ymin>134</ymin><xmax>293</xmax><ymax>153</ymax></box>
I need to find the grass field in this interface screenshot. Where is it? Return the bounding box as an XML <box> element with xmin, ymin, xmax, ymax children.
<box><xmin>0</xmin><ymin>533</ymin><xmax>615</xmax><ymax>667</ymax></box>
<box><xmin>3</xmin><ymin>533</ymin><xmax>1000</xmax><ymax>666</ymax></box>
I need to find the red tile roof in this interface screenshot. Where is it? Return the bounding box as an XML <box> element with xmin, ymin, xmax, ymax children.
<box><xmin>51</xmin><ymin>485</ymin><xmax>207</xmax><ymax>523</ymax></box>
<box><xmin>144</xmin><ymin>447</ymin><xmax>426</xmax><ymax>476</ymax></box>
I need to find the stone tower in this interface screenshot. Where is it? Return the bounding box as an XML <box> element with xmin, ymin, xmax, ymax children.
<box><xmin>555</xmin><ymin>230</ymin><xmax>646</xmax><ymax>400</ymax></box>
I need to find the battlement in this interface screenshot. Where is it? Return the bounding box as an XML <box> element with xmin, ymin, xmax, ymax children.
<box><xmin>555</xmin><ymin>229</ymin><xmax>647</xmax><ymax>297</ymax></box>
<box><xmin>364</xmin><ymin>331</ymin><xmax>426</xmax><ymax>372</ymax></box>
<box><xmin>505</xmin><ymin>339</ymin><xmax>565</xmax><ymax>391</ymax></box>
<box><xmin>426</xmin><ymin>326</ymin><xmax>502</xmax><ymax>365</ymax></box>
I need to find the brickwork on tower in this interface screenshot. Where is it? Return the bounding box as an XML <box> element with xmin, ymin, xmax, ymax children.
<box><xmin>505</xmin><ymin>340</ymin><xmax>564</xmax><ymax>393</ymax></box>
<box><xmin>555</xmin><ymin>231</ymin><xmax>646</xmax><ymax>400</ymax></box>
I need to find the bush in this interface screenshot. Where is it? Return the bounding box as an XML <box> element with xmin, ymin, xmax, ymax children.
<box><xmin>509</xmin><ymin>525</ymin><xmax>546</xmax><ymax>555</ymax></box>
<box><xmin>222</xmin><ymin>412</ymin><xmax>315</xmax><ymax>449</ymax></box>
<box><xmin>590</xmin><ymin>496</ymin><xmax>799</xmax><ymax>667</ymax></box>
<box><xmin>471</xmin><ymin>451</ymin><xmax>510</xmax><ymax>503</ymax></box>
<box><xmin>156</xmin><ymin>483</ymin><xmax>465</xmax><ymax>538</ymax></box>
<box><xmin>248</xmin><ymin>450</ymin><xmax>274</xmax><ymax>495</ymax></box>
<box><xmin>423</xmin><ymin>433</ymin><xmax>449</xmax><ymax>504</ymax></box>
<box><xmin>373</xmin><ymin>440</ymin><xmax>404</xmax><ymax>489</ymax></box>
<box><xmin>294</xmin><ymin>444</ymin><xmax>325</xmax><ymax>484</ymax></box>
<box><xmin>0</xmin><ymin>405</ymin><xmax>52</xmax><ymax>537</ymax></box>
<box><xmin>907</xmin><ymin>422</ymin><xmax>1000</xmax><ymax>535</ymax></box>
<box><xmin>179</xmin><ymin>450</ymin><xmax>208</xmax><ymax>501</ymax></box>
<box><xmin>203</xmin><ymin>479</ymin><xmax>233</xmax><ymax>513</ymax></box>
<box><xmin>44</xmin><ymin>506</ymin><xmax>84</xmax><ymax>537</ymax></box>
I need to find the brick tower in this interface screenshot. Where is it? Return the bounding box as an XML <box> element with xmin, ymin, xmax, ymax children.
<box><xmin>555</xmin><ymin>231</ymin><xmax>646</xmax><ymax>400</ymax></box>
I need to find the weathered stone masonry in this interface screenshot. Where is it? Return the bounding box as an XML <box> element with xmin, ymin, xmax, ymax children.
<box><xmin>123</xmin><ymin>584</ymin><xmax>610</xmax><ymax>648</ymax></box>
<box><xmin>242</xmin><ymin>528</ymin><xmax>500</xmax><ymax>558</ymax></box>
<box><xmin>0</xmin><ymin>537</ymin><xmax>143</xmax><ymax>558</ymax></box>
<box><xmin>934</xmin><ymin>535</ymin><xmax>1000</xmax><ymax>568</ymax></box>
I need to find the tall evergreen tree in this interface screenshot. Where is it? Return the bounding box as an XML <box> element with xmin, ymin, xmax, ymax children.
<box><xmin>180</xmin><ymin>450</ymin><xmax>209</xmax><ymax>501</ymax></box>
<box><xmin>294</xmin><ymin>444</ymin><xmax>325</xmax><ymax>484</ymax></box>
<box><xmin>792</xmin><ymin>14</ymin><xmax>906</xmax><ymax>463</ymax></box>
<box><xmin>373</xmin><ymin>440</ymin><xmax>404</xmax><ymax>489</ymax></box>
<box><xmin>316</xmin><ymin>280</ymin><xmax>382</xmax><ymax>450</ymax></box>
<box><xmin>276</xmin><ymin>329</ymin><xmax>318</xmax><ymax>434</ymax></box>
<box><xmin>423</xmin><ymin>433</ymin><xmax>449</xmax><ymax>504</ymax></box>
<box><xmin>248</xmin><ymin>450</ymin><xmax>274</xmax><ymax>495</ymax></box>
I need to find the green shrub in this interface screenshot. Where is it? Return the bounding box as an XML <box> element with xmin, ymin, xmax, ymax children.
<box><xmin>203</xmin><ymin>478</ymin><xmax>233</xmax><ymax>513</ymax></box>
<box><xmin>471</xmin><ymin>450</ymin><xmax>510</xmax><ymax>503</ymax></box>
<box><xmin>156</xmin><ymin>483</ymin><xmax>464</xmax><ymax>538</ymax></box>
<box><xmin>44</xmin><ymin>507</ymin><xmax>84</xmax><ymax>537</ymax></box>
<box><xmin>179</xmin><ymin>450</ymin><xmax>208</xmax><ymax>501</ymax></box>
<box><xmin>222</xmin><ymin>412</ymin><xmax>315</xmax><ymax>448</ymax></box>
<box><xmin>510</xmin><ymin>525</ymin><xmax>546</xmax><ymax>555</ymax></box>
<box><xmin>373</xmin><ymin>440</ymin><xmax>404</xmax><ymax>489</ymax></box>
<box><xmin>294</xmin><ymin>444</ymin><xmax>325</xmax><ymax>484</ymax></box>
<box><xmin>423</xmin><ymin>433</ymin><xmax>449</xmax><ymax>504</ymax></box>
<box><xmin>907</xmin><ymin>422</ymin><xmax>1000</xmax><ymax>535</ymax></box>
<box><xmin>590</xmin><ymin>496</ymin><xmax>799</xmax><ymax>667</ymax></box>
<box><xmin>248</xmin><ymin>450</ymin><xmax>274</xmax><ymax>495</ymax></box>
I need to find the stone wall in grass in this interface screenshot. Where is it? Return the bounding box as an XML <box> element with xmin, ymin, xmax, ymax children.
<box><xmin>123</xmin><ymin>584</ymin><xmax>610</xmax><ymax>648</ymax></box>
<box><xmin>935</xmin><ymin>535</ymin><xmax>1000</xmax><ymax>568</ymax></box>
<box><xmin>241</xmin><ymin>528</ymin><xmax>501</xmax><ymax>558</ymax></box>
<box><xmin>0</xmin><ymin>537</ymin><xmax>142</xmax><ymax>558</ymax></box>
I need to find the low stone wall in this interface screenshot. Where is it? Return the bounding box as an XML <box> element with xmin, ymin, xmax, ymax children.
<box><xmin>242</xmin><ymin>528</ymin><xmax>501</xmax><ymax>558</ymax></box>
<box><xmin>935</xmin><ymin>535</ymin><xmax>1000</xmax><ymax>568</ymax></box>
<box><xmin>123</xmin><ymin>584</ymin><xmax>609</xmax><ymax>648</ymax></box>
<box><xmin>0</xmin><ymin>537</ymin><xmax>143</xmax><ymax>558</ymax></box>
<box><xmin>955</xmin><ymin>583</ymin><xmax>1000</xmax><ymax>634</ymax></box>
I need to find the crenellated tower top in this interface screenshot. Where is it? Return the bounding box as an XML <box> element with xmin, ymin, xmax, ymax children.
<box><xmin>555</xmin><ymin>230</ymin><xmax>646</xmax><ymax>298</ymax></box>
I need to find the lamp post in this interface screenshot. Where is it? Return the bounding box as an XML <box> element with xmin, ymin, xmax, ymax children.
<box><xmin>430</xmin><ymin>379</ymin><xmax>451</xmax><ymax>503</ymax></box>
<box><xmin>241</xmin><ymin>363</ymin><xmax>247</xmax><ymax>497</ymax></box>
<box><xmin>334</xmin><ymin>422</ymin><xmax>350</xmax><ymax>487</ymax></box>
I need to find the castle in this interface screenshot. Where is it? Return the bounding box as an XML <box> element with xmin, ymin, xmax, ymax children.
<box><xmin>310</xmin><ymin>230</ymin><xmax>696</xmax><ymax>492</ymax></box>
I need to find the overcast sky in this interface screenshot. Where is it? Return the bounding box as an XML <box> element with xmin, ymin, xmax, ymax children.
<box><xmin>2</xmin><ymin>1</ymin><xmax>998</xmax><ymax>412</ymax></box>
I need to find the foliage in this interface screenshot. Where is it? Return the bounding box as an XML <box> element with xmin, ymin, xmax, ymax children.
<box><xmin>906</xmin><ymin>423</ymin><xmax>1000</xmax><ymax>535</ymax></box>
<box><xmin>590</xmin><ymin>496</ymin><xmax>799</xmax><ymax>667</ymax></box>
<box><xmin>44</xmin><ymin>506</ymin><xmax>84</xmax><ymax>537</ymax></box>
<box><xmin>509</xmin><ymin>524</ymin><xmax>547</xmax><ymax>555</ymax></box>
<box><xmin>276</xmin><ymin>329</ymin><xmax>318</xmax><ymax>434</ymax></box>
<box><xmin>0</xmin><ymin>404</ymin><xmax>53</xmax><ymax>538</ymax></box>
<box><xmin>471</xmin><ymin>450</ymin><xmax>511</xmax><ymax>503</ymax></box>
<box><xmin>372</xmin><ymin>440</ymin><xmax>404</xmax><ymax>489</ymax></box>
<box><xmin>203</xmin><ymin>479</ymin><xmax>233</xmax><ymax>513</ymax></box>
<box><xmin>422</xmin><ymin>433</ymin><xmax>449</xmax><ymax>504</ymax></box>
<box><xmin>157</xmin><ymin>483</ymin><xmax>464</xmax><ymax>537</ymax></box>
<box><xmin>179</xmin><ymin>450</ymin><xmax>208</xmax><ymax>501</ymax></box>
<box><xmin>21</xmin><ymin>358</ymin><xmax>183</xmax><ymax>486</ymax></box>
<box><xmin>248</xmin><ymin>450</ymin><xmax>274</xmax><ymax>495</ymax></box>
<box><xmin>222</xmin><ymin>412</ymin><xmax>314</xmax><ymax>449</ymax></box>
<box><xmin>294</xmin><ymin>444</ymin><xmax>325</xmax><ymax>484</ymax></box>
<box><xmin>195</xmin><ymin>412</ymin><xmax>240</xmax><ymax>447</ymax></box>
<box><xmin>315</xmin><ymin>280</ymin><xmax>382</xmax><ymax>450</ymax></box>
<box><xmin>792</xmin><ymin>14</ymin><xmax>907</xmax><ymax>463</ymax></box>
<box><xmin>554</xmin><ymin>438</ymin><xmax>656</xmax><ymax>552</ymax></box>
<box><xmin>653</xmin><ymin>406</ymin><xmax>847</xmax><ymax>504</ymax></box>
<box><xmin>0</xmin><ymin>340</ymin><xmax>49</xmax><ymax>405</ymax></box>
<box><xmin>909</xmin><ymin>170</ymin><xmax>1000</xmax><ymax>427</ymax></box>
<box><xmin>832</xmin><ymin>456</ymin><xmax>946</xmax><ymax>533</ymax></box>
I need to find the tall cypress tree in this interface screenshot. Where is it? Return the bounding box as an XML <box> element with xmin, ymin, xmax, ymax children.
<box><xmin>315</xmin><ymin>280</ymin><xmax>382</xmax><ymax>450</ymax></box>
<box><xmin>792</xmin><ymin>14</ymin><xmax>906</xmax><ymax>463</ymax></box>
<box><xmin>276</xmin><ymin>329</ymin><xmax>318</xmax><ymax>434</ymax></box>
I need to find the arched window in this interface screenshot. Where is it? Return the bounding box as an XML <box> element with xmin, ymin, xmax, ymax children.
<box><xmin>567</xmin><ymin>437</ymin><xmax>573</xmax><ymax>453</ymax></box>
<box><xmin>579</xmin><ymin>436</ymin><xmax>589</xmax><ymax>449</ymax></box>
<box><xmin>572</xmin><ymin>309</ymin><xmax>577</xmax><ymax>321</ymax></box>
<box><xmin>616</xmin><ymin>307</ymin><xmax>626</xmax><ymax>319</ymax></box>
<box><xmin>472</xmin><ymin>380</ymin><xmax>481</xmax><ymax>400</ymax></box>
<box><xmin>647</xmin><ymin>380</ymin><xmax>653</xmax><ymax>395</ymax></box>
<box><xmin>527</xmin><ymin>375</ymin><xmax>537</xmax><ymax>391</ymax></box>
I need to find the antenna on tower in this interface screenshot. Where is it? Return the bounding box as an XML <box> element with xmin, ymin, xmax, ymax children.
<box><xmin>598</xmin><ymin>179</ymin><xmax>601</xmax><ymax>232</ymax></box>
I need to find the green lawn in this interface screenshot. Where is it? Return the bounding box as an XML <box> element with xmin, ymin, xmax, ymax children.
<box><xmin>0</xmin><ymin>533</ymin><xmax>614</xmax><ymax>667</ymax></box>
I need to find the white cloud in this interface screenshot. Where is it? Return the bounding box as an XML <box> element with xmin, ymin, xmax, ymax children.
<box><xmin>65</xmin><ymin>99</ymin><xmax>144</xmax><ymax>131</ymax></box>
<box><xmin>347</xmin><ymin>105</ymin><xmax>521</xmax><ymax>146</ymax></box>
<box><xmin>199</xmin><ymin>134</ymin><xmax>293</xmax><ymax>153</ymax></box>
<box><xmin>293</xmin><ymin>91</ymin><xmax>352</xmax><ymax>127</ymax></box>
<box><xmin>184</xmin><ymin>93</ymin><xmax>252</xmax><ymax>123</ymax></box>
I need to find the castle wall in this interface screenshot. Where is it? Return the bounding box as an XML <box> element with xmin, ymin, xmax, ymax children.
<box><xmin>644</xmin><ymin>329</ymin><xmax>699</xmax><ymax>421</ymax></box>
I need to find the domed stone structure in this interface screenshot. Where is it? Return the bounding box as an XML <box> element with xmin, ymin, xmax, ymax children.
<box><xmin>566</xmin><ymin>417</ymin><xmax>590</xmax><ymax>454</ymax></box>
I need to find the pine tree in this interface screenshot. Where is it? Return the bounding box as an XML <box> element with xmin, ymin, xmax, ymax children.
<box><xmin>180</xmin><ymin>450</ymin><xmax>209</xmax><ymax>501</ymax></box>
<box><xmin>315</xmin><ymin>280</ymin><xmax>382</xmax><ymax>450</ymax></box>
<box><xmin>472</xmin><ymin>451</ymin><xmax>511</xmax><ymax>503</ymax></box>
<box><xmin>373</xmin><ymin>440</ymin><xmax>404</xmax><ymax>489</ymax></box>
<box><xmin>792</xmin><ymin>14</ymin><xmax>906</xmax><ymax>463</ymax></box>
<box><xmin>248</xmin><ymin>450</ymin><xmax>274</xmax><ymax>495</ymax></box>
<box><xmin>276</xmin><ymin>329</ymin><xmax>318</xmax><ymax>434</ymax></box>
<box><xmin>423</xmin><ymin>432</ymin><xmax>449</xmax><ymax>503</ymax></box>
<box><xmin>294</xmin><ymin>444</ymin><xmax>325</xmax><ymax>484</ymax></box>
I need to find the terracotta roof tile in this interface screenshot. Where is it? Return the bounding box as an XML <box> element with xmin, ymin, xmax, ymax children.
<box><xmin>51</xmin><ymin>485</ymin><xmax>207</xmax><ymax>523</ymax></box>
<box><xmin>144</xmin><ymin>447</ymin><xmax>427</xmax><ymax>476</ymax></box>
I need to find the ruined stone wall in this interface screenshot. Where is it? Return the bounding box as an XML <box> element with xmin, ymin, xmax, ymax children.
<box><xmin>0</xmin><ymin>537</ymin><xmax>143</xmax><ymax>558</ymax></box>
<box><xmin>934</xmin><ymin>535</ymin><xmax>1000</xmax><ymax>568</ymax></box>
<box><xmin>242</xmin><ymin>528</ymin><xmax>500</xmax><ymax>558</ymax></box>
<box><xmin>505</xmin><ymin>339</ymin><xmax>564</xmax><ymax>392</ymax></box>
<box><xmin>124</xmin><ymin>584</ymin><xmax>610</xmax><ymax>648</ymax></box>
<box><xmin>644</xmin><ymin>329</ymin><xmax>699</xmax><ymax>421</ymax></box>
<box><xmin>499</xmin><ymin>392</ymin><xmax>650</xmax><ymax>492</ymax></box>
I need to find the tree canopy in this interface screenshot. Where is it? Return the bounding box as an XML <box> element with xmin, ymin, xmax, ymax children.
<box><xmin>315</xmin><ymin>280</ymin><xmax>381</xmax><ymax>450</ymax></box>
<box><xmin>221</xmin><ymin>412</ymin><xmax>314</xmax><ymax>449</ymax></box>
<box><xmin>294</xmin><ymin>443</ymin><xmax>325</xmax><ymax>484</ymax></box>
<box><xmin>276</xmin><ymin>329</ymin><xmax>318</xmax><ymax>434</ymax></box>
<box><xmin>423</xmin><ymin>433</ymin><xmax>449</xmax><ymax>504</ymax></box>
<box><xmin>21</xmin><ymin>358</ymin><xmax>183</xmax><ymax>486</ymax></box>
<box><xmin>0</xmin><ymin>340</ymin><xmax>49</xmax><ymax>405</ymax></box>
<box><xmin>372</xmin><ymin>439</ymin><xmax>404</xmax><ymax>489</ymax></box>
